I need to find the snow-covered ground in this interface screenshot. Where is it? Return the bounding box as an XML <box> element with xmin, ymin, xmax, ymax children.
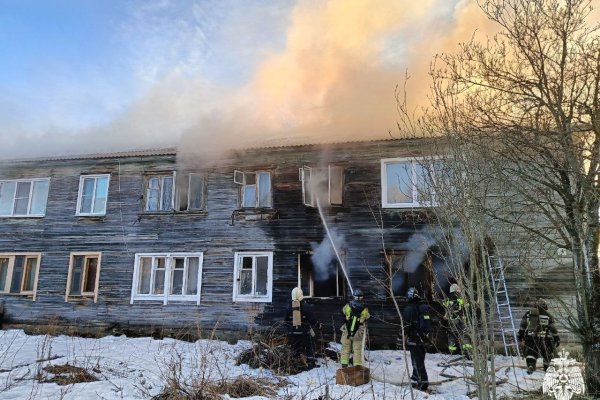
<box><xmin>0</xmin><ymin>329</ymin><xmax>545</xmax><ymax>399</ymax></box>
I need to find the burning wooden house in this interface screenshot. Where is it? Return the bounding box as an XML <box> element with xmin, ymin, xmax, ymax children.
<box><xmin>0</xmin><ymin>138</ymin><xmax>573</xmax><ymax>348</ymax></box>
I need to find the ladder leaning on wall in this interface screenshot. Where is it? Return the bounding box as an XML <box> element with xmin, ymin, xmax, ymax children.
<box><xmin>487</xmin><ymin>255</ymin><xmax>521</xmax><ymax>358</ymax></box>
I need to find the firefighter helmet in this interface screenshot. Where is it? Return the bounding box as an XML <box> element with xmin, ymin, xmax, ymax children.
<box><xmin>407</xmin><ymin>287</ymin><xmax>420</xmax><ymax>300</ymax></box>
<box><xmin>291</xmin><ymin>287</ymin><xmax>304</xmax><ymax>301</ymax></box>
<box><xmin>353</xmin><ymin>288</ymin><xmax>364</xmax><ymax>300</ymax></box>
<box><xmin>536</xmin><ymin>297</ymin><xmax>548</xmax><ymax>311</ymax></box>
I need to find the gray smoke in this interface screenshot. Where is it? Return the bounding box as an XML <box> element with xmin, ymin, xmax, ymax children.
<box><xmin>397</xmin><ymin>225</ymin><xmax>470</xmax><ymax>294</ymax></box>
<box><xmin>400</xmin><ymin>226</ymin><xmax>444</xmax><ymax>273</ymax></box>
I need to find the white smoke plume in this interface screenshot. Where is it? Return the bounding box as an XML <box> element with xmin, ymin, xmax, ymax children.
<box><xmin>397</xmin><ymin>225</ymin><xmax>470</xmax><ymax>293</ymax></box>
<box><xmin>310</xmin><ymin>227</ymin><xmax>346</xmax><ymax>281</ymax></box>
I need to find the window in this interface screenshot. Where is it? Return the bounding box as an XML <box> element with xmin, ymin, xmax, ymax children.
<box><xmin>381</xmin><ymin>158</ymin><xmax>438</xmax><ymax>208</ymax></box>
<box><xmin>145</xmin><ymin>174</ymin><xmax>173</xmax><ymax>211</ymax></box>
<box><xmin>65</xmin><ymin>253</ymin><xmax>101</xmax><ymax>302</ymax></box>
<box><xmin>385</xmin><ymin>250</ymin><xmax>433</xmax><ymax>299</ymax></box>
<box><xmin>233</xmin><ymin>252</ymin><xmax>273</xmax><ymax>302</ymax></box>
<box><xmin>233</xmin><ymin>171</ymin><xmax>272</xmax><ymax>208</ymax></box>
<box><xmin>299</xmin><ymin>165</ymin><xmax>343</xmax><ymax>207</ymax></box>
<box><xmin>0</xmin><ymin>178</ymin><xmax>50</xmax><ymax>217</ymax></box>
<box><xmin>144</xmin><ymin>172</ymin><xmax>206</xmax><ymax>212</ymax></box>
<box><xmin>77</xmin><ymin>174</ymin><xmax>110</xmax><ymax>216</ymax></box>
<box><xmin>297</xmin><ymin>253</ymin><xmax>345</xmax><ymax>298</ymax></box>
<box><xmin>0</xmin><ymin>253</ymin><xmax>41</xmax><ymax>300</ymax></box>
<box><xmin>131</xmin><ymin>253</ymin><xmax>203</xmax><ymax>304</ymax></box>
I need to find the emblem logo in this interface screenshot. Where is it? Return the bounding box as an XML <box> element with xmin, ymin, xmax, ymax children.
<box><xmin>542</xmin><ymin>350</ymin><xmax>585</xmax><ymax>400</ymax></box>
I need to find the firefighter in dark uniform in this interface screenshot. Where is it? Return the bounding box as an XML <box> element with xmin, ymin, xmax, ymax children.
<box><xmin>340</xmin><ymin>288</ymin><xmax>370</xmax><ymax>367</ymax></box>
<box><xmin>285</xmin><ymin>287</ymin><xmax>319</xmax><ymax>369</ymax></box>
<box><xmin>517</xmin><ymin>298</ymin><xmax>560</xmax><ymax>374</ymax></box>
<box><xmin>402</xmin><ymin>287</ymin><xmax>431</xmax><ymax>391</ymax></box>
<box><xmin>444</xmin><ymin>283</ymin><xmax>472</xmax><ymax>358</ymax></box>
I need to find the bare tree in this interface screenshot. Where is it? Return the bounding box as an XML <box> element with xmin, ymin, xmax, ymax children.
<box><xmin>405</xmin><ymin>0</ymin><xmax>600</xmax><ymax>393</ymax></box>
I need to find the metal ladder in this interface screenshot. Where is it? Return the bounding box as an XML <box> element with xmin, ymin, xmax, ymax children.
<box><xmin>487</xmin><ymin>255</ymin><xmax>521</xmax><ymax>358</ymax></box>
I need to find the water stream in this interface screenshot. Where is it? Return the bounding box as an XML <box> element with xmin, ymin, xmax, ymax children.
<box><xmin>316</xmin><ymin>197</ymin><xmax>354</xmax><ymax>295</ymax></box>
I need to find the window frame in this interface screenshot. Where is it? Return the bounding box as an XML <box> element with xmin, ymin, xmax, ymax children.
<box><xmin>232</xmin><ymin>251</ymin><xmax>273</xmax><ymax>302</ymax></box>
<box><xmin>144</xmin><ymin>173</ymin><xmax>174</xmax><ymax>212</ymax></box>
<box><xmin>0</xmin><ymin>253</ymin><xmax>42</xmax><ymax>300</ymax></box>
<box><xmin>143</xmin><ymin>172</ymin><xmax>207</xmax><ymax>213</ymax></box>
<box><xmin>299</xmin><ymin>165</ymin><xmax>344</xmax><ymax>207</ymax></box>
<box><xmin>76</xmin><ymin>174</ymin><xmax>110</xmax><ymax>216</ymax></box>
<box><xmin>381</xmin><ymin>157</ymin><xmax>438</xmax><ymax>208</ymax></box>
<box><xmin>233</xmin><ymin>171</ymin><xmax>272</xmax><ymax>209</ymax></box>
<box><xmin>297</xmin><ymin>252</ymin><xmax>345</xmax><ymax>298</ymax></box>
<box><xmin>0</xmin><ymin>178</ymin><xmax>50</xmax><ymax>217</ymax></box>
<box><xmin>130</xmin><ymin>252</ymin><xmax>204</xmax><ymax>305</ymax></box>
<box><xmin>65</xmin><ymin>252</ymin><xmax>102</xmax><ymax>303</ymax></box>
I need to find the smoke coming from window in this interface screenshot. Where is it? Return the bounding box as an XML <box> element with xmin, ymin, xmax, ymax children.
<box><xmin>310</xmin><ymin>227</ymin><xmax>346</xmax><ymax>282</ymax></box>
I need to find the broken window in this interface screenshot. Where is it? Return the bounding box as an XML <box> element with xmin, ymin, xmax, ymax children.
<box><xmin>144</xmin><ymin>172</ymin><xmax>206</xmax><ymax>212</ymax></box>
<box><xmin>385</xmin><ymin>250</ymin><xmax>433</xmax><ymax>299</ymax></box>
<box><xmin>233</xmin><ymin>252</ymin><xmax>272</xmax><ymax>302</ymax></box>
<box><xmin>299</xmin><ymin>165</ymin><xmax>344</xmax><ymax>207</ymax></box>
<box><xmin>381</xmin><ymin>158</ymin><xmax>438</xmax><ymax>208</ymax></box>
<box><xmin>66</xmin><ymin>253</ymin><xmax>101</xmax><ymax>302</ymax></box>
<box><xmin>233</xmin><ymin>171</ymin><xmax>272</xmax><ymax>208</ymax></box>
<box><xmin>77</xmin><ymin>174</ymin><xmax>110</xmax><ymax>216</ymax></box>
<box><xmin>298</xmin><ymin>253</ymin><xmax>345</xmax><ymax>298</ymax></box>
<box><xmin>0</xmin><ymin>253</ymin><xmax>41</xmax><ymax>300</ymax></box>
<box><xmin>131</xmin><ymin>253</ymin><xmax>203</xmax><ymax>304</ymax></box>
<box><xmin>0</xmin><ymin>178</ymin><xmax>50</xmax><ymax>217</ymax></box>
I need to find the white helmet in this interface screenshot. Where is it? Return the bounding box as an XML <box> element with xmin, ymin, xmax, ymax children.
<box><xmin>291</xmin><ymin>287</ymin><xmax>304</xmax><ymax>301</ymax></box>
<box><xmin>450</xmin><ymin>284</ymin><xmax>459</xmax><ymax>294</ymax></box>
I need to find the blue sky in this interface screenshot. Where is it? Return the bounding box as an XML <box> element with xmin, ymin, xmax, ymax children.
<box><xmin>0</xmin><ymin>0</ymin><xmax>490</xmax><ymax>158</ymax></box>
<box><xmin>0</xmin><ymin>1</ymin><xmax>292</xmax><ymax>142</ymax></box>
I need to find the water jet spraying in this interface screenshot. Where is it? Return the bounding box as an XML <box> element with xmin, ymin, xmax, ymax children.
<box><xmin>316</xmin><ymin>197</ymin><xmax>354</xmax><ymax>295</ymax></box>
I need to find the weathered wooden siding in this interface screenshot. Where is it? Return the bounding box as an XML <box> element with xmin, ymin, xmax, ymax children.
<box><xmin>0</xmin><ymin>139</ymin><xmax>575</xmax><ymax>348</ymax></box>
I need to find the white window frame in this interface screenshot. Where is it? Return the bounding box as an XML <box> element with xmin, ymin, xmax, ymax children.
<box><xmin>233</xmin><ymin>171</ymin><xmax>272</xmax><ymax>208</ymax></box>
<box><xmin>65</xmin><ymin>252</ymin><xmax>102</xmax><ymax>303</ymax></box>
<box><xmin>299</xmin><ymin>165</ymin><xmax>343</xmax><ymax>207</ymax></box>
<box><xmin>76</xmin><ymin>174</ymin><xmax>110</xmax><ymax>216</ymax></box>
<box><xmin>233</xmin><ymin>251</ymin><xmax>273</xmax><ymax>302</ymax></box>
<box><xmin>0</xmin><ymin>178</ymin><xmax>50</xmax><ymax>217</ymax></box>
<box><xmin>0</xmin><ymin>253</ymin><xmax>42</xmax><ymax>300</ymax></box>
<box><xmin>144</xmin><ymin>173</ymin><xmax>174</xmax><ymax>212</ymax></box>
<box><xmin>381</xmin><ymin>157</ymin><xmax>438</xmax><ymax>208</ymax></box>
<box><xmin>130</xmin><ymin>252</ymin><xmax>203</xmax><ymax>305</ymax></box>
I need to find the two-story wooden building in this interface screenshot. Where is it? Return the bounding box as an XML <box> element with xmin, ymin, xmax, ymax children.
<box><xmin>0</xmin><ymin>138</ymin><xmax>570</xmax><ymax>348</ymax></box>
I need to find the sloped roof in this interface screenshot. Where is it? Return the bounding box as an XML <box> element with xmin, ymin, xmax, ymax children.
<box><xmin>3</xmin><ymin>136</ymin><xmax>426</xmax><ymax>163</ymax></box>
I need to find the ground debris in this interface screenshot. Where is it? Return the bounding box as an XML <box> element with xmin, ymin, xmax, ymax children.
<box><xmin>41</xmin><ymin>363</ymin><xmax>99</xmax><ymax>385</ymax></box>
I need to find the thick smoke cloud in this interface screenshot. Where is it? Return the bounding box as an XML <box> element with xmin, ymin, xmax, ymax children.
<box><xmin>2</xmin><ymin>0</ymin><xmax>502</xmax><ymax>160</ymax></box>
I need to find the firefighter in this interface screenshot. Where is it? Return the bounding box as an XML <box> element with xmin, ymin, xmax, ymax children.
<box><xmin>285</xmin><ymin>287</ymin><xmax>319</xmax><ymax>369</ymax></box>
<box><xmin>517</xmin><ymin>298</ymin><xmax>560</xmax><ymax>374</ymax></box>
<box><xmin>444</xmin><ymin>282</ymin><xmax>472</xmax><ymax>359</ymax></box>
<box><xmin>340</xmin><ymin>288</ymin><xmax>370</xmax><ymax>367</ymax></box>
<box><xmin>403</xmin><ymin>287</ymin><xmax>431</xmax><ymax>392</ymax></box>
